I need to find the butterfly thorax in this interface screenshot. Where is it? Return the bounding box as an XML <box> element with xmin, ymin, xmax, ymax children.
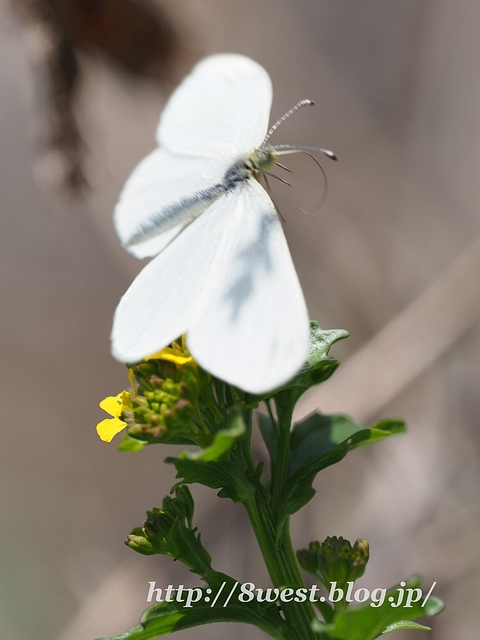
<box><xmin>249</xmin><ymin>145</ymin><xmax>277</xmax><ymax>172</ymax></box>
<box><xmin>223</xmin><ymin>145</ymin><xmax>277</xmax><ymax>190</ymax></box>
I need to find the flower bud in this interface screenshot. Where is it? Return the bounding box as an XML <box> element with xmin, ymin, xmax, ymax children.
<box><xmin>122</xmin><ymin>374</ymin><xmax>197</xmax><ymax>442</ymax></box>
<box><xmin>297</xmin><ymin>536</ymin><xmax>369</xmax><ymax>590</ymax></box>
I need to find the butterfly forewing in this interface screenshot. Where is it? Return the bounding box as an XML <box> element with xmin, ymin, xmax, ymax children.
<box><xmin>112</xmin><ymin>193</ymin><xmax>233</xmax><ymax>363</ymax></box>
<box><xmin>114</xmin><ymin>149</ymin><xmax>230</xmax><ymax>257</ymax></box>
<box><xmin>157</xmin><ymin>54</ymin><xmax>273</xmax><ymax>158</ymax></box>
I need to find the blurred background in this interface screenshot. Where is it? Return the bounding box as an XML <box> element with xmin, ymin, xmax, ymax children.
<box><xmin>1</xmin><ymin>1</ymin><xmax>479</xmax><ymax>638</ymax></box>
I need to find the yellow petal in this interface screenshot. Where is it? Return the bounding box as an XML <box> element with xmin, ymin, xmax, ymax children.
<box><xmin>99</xmin><ymin>391</ymin><xmax>132</xmax><ymax>417</ymax></box>
<box><xmin>117</xmin><ymin>390</ymin><xmax>133</xmax><ymax>410</ymax></box>
<box><xmin>128</xmin><ymin>368</ymin><xmax>138</xmax><ymax>396</ymax></box>
<box><xmin>99</xmin><ymin>395</ymin><xmax>123</xmax><ymax>417</ymax></box>
<box><xmin>147</xmin><ymin>347</ymin><xmax>193</xmax><ymax>365</ymax></box>
<box><xmin>96</xmin><ymin>417</ymin><xmax>127</xmax><ymax>442</ymax></box>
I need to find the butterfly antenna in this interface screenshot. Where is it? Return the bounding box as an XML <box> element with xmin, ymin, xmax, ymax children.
<box><xmin>293</xmin><ymin>150</ymin><xmax>329</xmax><ymax>211</ymax></box>
<box><xmin>263</xmin><ymin>99</ymin><xmax>314</xmax><ymax>144</ymax></box>
<box><xmin>274</xmin><ymin>144</ymin><xmax>338</xmax><ymax>161</ymax></box>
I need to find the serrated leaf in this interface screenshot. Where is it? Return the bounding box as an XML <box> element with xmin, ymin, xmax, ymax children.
<box><xmin>166</xmin><ymin>409</ymin><xmax>253</xmax><ymax>502</ymax></box>
<box><xmin>96</xmin><ymin>626</ymin><xmax>145</xmax><ymax>640</ymax></box>
<box><xmin>168</xmin><ymin>458</ymin><xmax>251</xmax><ymax>502</ymax></box>
<box><xmin>95</xmin><ymin>574</ymin><xmax>296</xmax><ymax>640</ymax></box>
<box><xmin>382</xmin><ymin>620</ymin><xmax>431</xmax><ymax>633</ymax></box>
<box><xmin>246</xmin><ymin>324</ymin><xmax>349</xmax><ymax>408</ymax></box>
<box><xmin>288</xmin><ymin>414</ymin><xmax>405</xmax><ymax>477</ymax></box>
<box><xmin>263</xmin><ymin>412</ymin><xmax>405</xmax><ymax>528</ymax></box>
<box><xmin>307</xmin><ymin>324</ymin><xmax>350</xmax><ymax>368</ymax></box>
<box><xmin>322</xmin><ymin>575</ymin><xmax>443</xmax><ymax>640</ymax></box>
<box><xmin>180</xmin><ymin>408</ymin><xmax>245</xmax><ymax>462</ymax></box>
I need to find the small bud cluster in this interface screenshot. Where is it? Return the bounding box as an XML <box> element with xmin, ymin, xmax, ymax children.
<box><xmin>120</xmin><ymin>357</ymin><xmax>206</xmax><ymax>444</ymax></box>
<box><xmin>123</xmin><ymin>374</ymin><xmax>195</xmax><ymax>440</ymax></box>
<box><xmin>297</xmin><ymin>536</ymin><xmax>369</xmax><ymax>590</ymax></box>
<box><xmin>126</xmin><ymin>487</ymin><xmax>213</xmax><ymax>576</ymax></box>
<box><xmin>126</xmin><ymin>488</ymin><xmax>194</xmax><ymax>556</ymax></box>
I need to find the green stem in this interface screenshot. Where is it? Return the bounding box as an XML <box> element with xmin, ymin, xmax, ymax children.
<box><xmin>270</xmin><ymin>395</ymin><xmax>295</xmax><ymax>516</ymax></box>
<box><xmin>234</xmin><ymin>421</ymin><xmax>316</xmax><ymax>639</ymax></box>
<box><xmin>243</xmin><ymin>492</ymin><xmax>318</xmax><ymax>640</ymax></box>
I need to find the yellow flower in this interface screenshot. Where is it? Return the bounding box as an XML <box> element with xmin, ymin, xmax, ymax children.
<box><xmin>147</xmin><ymin>335</ymin><xmax>193</xmax><ymax>366</ymax></box>
<box><xmin>96</xmin><ymin>391</ymin><xmax>133</xmax><ymax>442</ymax></box>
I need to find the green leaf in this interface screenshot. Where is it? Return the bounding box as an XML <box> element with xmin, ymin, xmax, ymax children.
<box><xmin>166</xmin><ymin>408</ymin><xmax>255</xmax><ymax>502</ymax></box>
<box><xmin>260</xmin><ymin>412</ymin><xmax>405</xmax><ymax>528</ymax></box>
<box><xmin>246</xmin><ymin>323</ymin><xmax>349</xmax><ymax>408</ymax></box>
<box><xmin>382</xmin><ymin>620</ymin><xmax>432</xmax><ymax>633</ymax></box>
<box><xmin>96</xmin><ymin>627</ymin><xmax>144</xmax><ymax>640</ymax></box>
<box><xmin>95</xmin><ymin>574</ymin><xmax>296</xmax><ymax>640</ymax></box>
<box><xmin>288</xmin><ymin>414</ymin><xmax>405</xmax><ymax>477</ymax></box>
<box><xmin>316</xmin><ymin>575</ymin><xmax>443</xmax><ymax>640</ymax></box>
<box><xmin>180</xmin><ymin>407</ymin><xmax>245</xmax><ymax>462</ymax></box>
<box><xmin>168</xmin><ymin>458</ymin><xmax>252</xmax><ymax>502</ymax></box>
<box><xmin>307</xmin><ymin>324</ymin><xmax>350</xmax><ymax>368</ymax></box>
<box><xmin>281</xmin><ymin>325</ymin><xmax>349</xmax><ymax>398</ymax></box>
<box><xmin>117</xmin><ymin>434</ymin><xmax>148</xmax><ymax>453</ymax></box>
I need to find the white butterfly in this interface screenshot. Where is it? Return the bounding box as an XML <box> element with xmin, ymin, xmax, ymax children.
<box><xmin>112</xmin><ymin>54</ymin><xmax>336</xmax><ymax>394</ymax></box>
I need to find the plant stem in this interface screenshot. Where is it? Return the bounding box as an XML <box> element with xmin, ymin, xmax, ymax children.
<box><xmin>243</xmin><ymin>492</ymin><xmax>318</xmax><ymax>640</ymax></box>
<box><xmin>235</xmin><ymin>404</ymin><xmax>317</xmax><ymax>638</ymax></box>
<box><xmin>270</xmin><ymin>398</ymin><xmax>293</xmax><ymax>516</ymax></box>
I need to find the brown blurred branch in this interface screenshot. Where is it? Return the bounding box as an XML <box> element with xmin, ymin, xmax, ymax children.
<box><xmin>13</xmin><ymin>0</ymin><xmax>181</xmax><ymax>196</ymax></box>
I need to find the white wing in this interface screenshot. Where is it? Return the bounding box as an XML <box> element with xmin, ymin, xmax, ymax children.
<box><xmin>115</xmin><ymin>55</ymin><xmax>272</xmax><ymax>259</ymax></box>
<box><xmin>112</xmin><ymin>180</ymin><xmax>309</xmax><ymax>393</ymax></box>
<box><xmin>111</xmin><ymin>192</ymin><xmax>234</xmax><ymax>362</ymax></box>
<box><xmin>189</xmin><ymin>180</ymin><xmax>310</xmax><ymax>394</ymax></box>
<box><xmin>114</xmin><ymin>148</ymin><xmax>230</xmax><ymax>258</ymax></box>
<box><xmin>157</xmin><ymin>54</ymin><xmax>273</xmax><ymax>159</ymax></box>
